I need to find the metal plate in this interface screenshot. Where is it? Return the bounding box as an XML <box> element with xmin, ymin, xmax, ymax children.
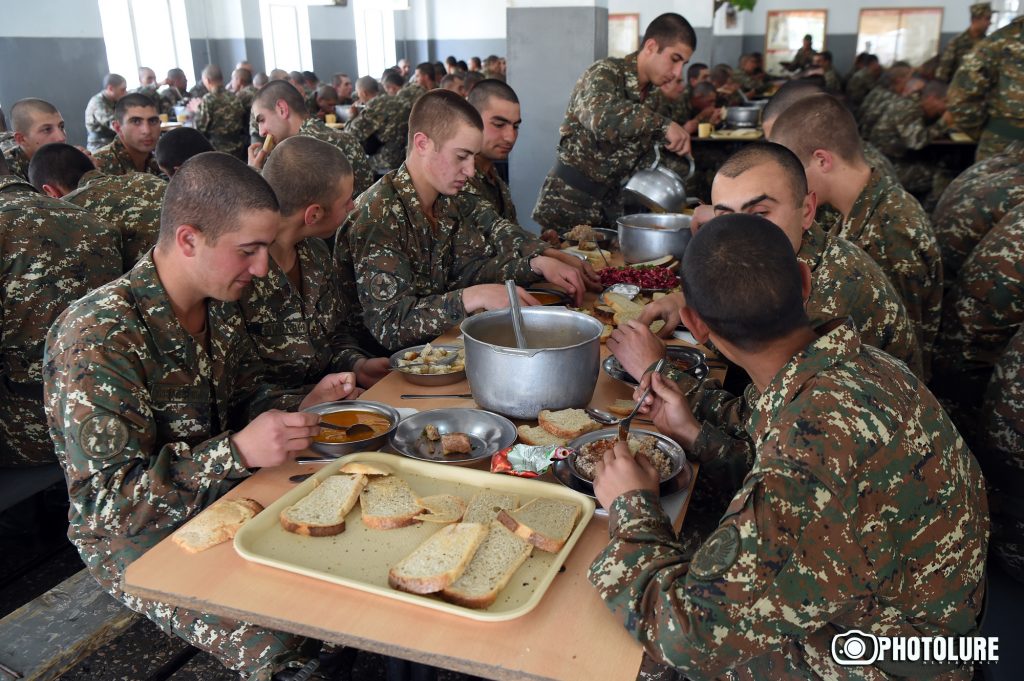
<box><xmin>603</xmin><ymin>346</ymin><xmax>709</xmax><ymax>386</ymax></box>
<box><xmin>303</xmin><ymin>400</ymin><xmax>401</xmax><ymax>457</ymax></box>
<box><xmin>389</xmin><ymin>344</ymin><xmax>466</xmax><ymax>386</ymax></box>
<box><xmin>390</xmin><ymin>408</ymin><xmax>517</xmax><ymax>465</ymax></box>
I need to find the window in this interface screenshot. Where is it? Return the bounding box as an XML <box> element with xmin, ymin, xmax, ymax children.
<box><xmin>259</xmin><ymin>1</ymin><xmax>314</xmax><ymax>72</ymax></box>
<box><xmin>353</xmin><ymin>0</ymin><xmax>397</xmax><ymax>78</ymax></box>
<box><xmin>97</xmin><ymin>0</ymin><xmax>194</xmax><ymax>85</ymax></box>
<box><xmin>764</xmin><ymin>10</ymin><xmax>828</xmax><ymax>75</ymax></box>
<box><xmin>857</xmin><ymin>8</ymin><xmax>943</xmax><ymax>67</ymax></box>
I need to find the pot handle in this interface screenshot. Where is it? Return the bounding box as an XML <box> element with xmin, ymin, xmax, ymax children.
<box><xmin>490</xmin><ymin>346</ymin><xmax>545</xmax><ymax>358</ymax></box>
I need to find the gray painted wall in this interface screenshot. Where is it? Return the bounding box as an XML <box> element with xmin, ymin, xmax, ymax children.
<box><xmin>311</xmin><ymin>39</ymin><xmax>359</xmax><ymax>80</ymax></box>
<box><xmin>190</xmin><ymin>38</ymin><xmax>252</xmax><ymax>77</ymax></box>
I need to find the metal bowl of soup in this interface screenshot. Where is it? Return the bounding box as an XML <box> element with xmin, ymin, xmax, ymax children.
<box><xmin>526</xmin><ymin>288</ymin><xmax>573</xmax><ymax>306</ymax></box>
<box><xmin>304</xmin><ymin>400</ymin><xmax>401</xmax><ymax>457</ymax></box>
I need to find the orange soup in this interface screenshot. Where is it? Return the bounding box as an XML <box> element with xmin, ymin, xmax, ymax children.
<box><xmin>314</xmin><ymin>410</ymin><xmax>392</xmax><ymax>443</ymax></box>
<box><xmin>530</xmin><ymin>291</ymin><xmax>564</xmax><ymax>305</ymax></box>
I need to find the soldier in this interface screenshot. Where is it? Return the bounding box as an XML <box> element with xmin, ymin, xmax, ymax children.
<box><xmin>85</xmin><ymin>73</ymin><xmax>127</xmax><ymax>152</ymax></box>
<box><xmin>937</xmin><ymin>3</ymin><xmax>993</xmax><ymax>83</ymax></box>
<box><xmin>332</xmin><ymin>73</ymin><xmax>355</xmax><ymax>106</ymax></box>
<box><xmin>311</xmin><ymin>85</ymin><xmax>338</xmax><ymax>122</ymax></box>
<box><xmin>191</xmin><ymin>65</ymin><xmax>247</xmax><ymax>159</ymax></box>
<box><xmin>3</xmin><ymin>98</ymin><xmax>67</xmax><ymax>181</ymax></box>
<box><xmin>809</xmin><ymin>50</ymin><xmax>841</xmax><ymax>93</ymax></box>
<box><xmin>91</xmin><ymin>93</ymin><xmax>164</xmax><ymax>177</ymax></box>
<box><xmin>154</xmin><ymin>126</ymin><xmax>214</xmax><ymax>178</ymax></box>
<box><xmin>232</xmin><ymin>67</ymin><xmax>258</xmax><ymax>111</ymax></box>
<box><xmin>770</xmin><ymin>93</ymin><xmax>943</xmax><ymax>376</ymax></box>
<box><xmin>43</xmin><ymin>152</ymin><xmax>359</xmax><ymax>681</ymax></box>
<box><xmin>948</xmin><ymin>13</ymin><xmax>1024</xmax><ymax>160</ymax></box>
<box><xmin>337</xmin><ymin>90</ymin><xmax>590</xmax><ymax>352</ymax></box>
<box><xmin>0</xmin><ymin>154</ymin><xmax>122</xmax><ymax>469</ymax></box>
<box><xmin>381</xmin><ymin>70</ymin><xmax>404</xmax><ymax>97</ymax></box>
<box><xmin>439</xmin><ymin>73</ymin><xmax>467</xmax><ymax>98</ymax></box>
<box><xmin>844</xmin><ymin>53</ymin><xmax>882</xmax><ymax>112</ymax></box>
<box><xmin>135</xmin><ymin>66</ymin><xmax>158</xmax><ymax>94</ymax></box>
<box><xmin>932</xmin><ymin>140</ymin><xmax>1024</xmax><ymax>280</ymax></box>
<box><xmin>532</xmin><ymin>12</ymin><xmax>695</xmax><ymax>231</ymax></box>
<box><xmin>734</xmin><ymin>53</ymin><xmax>770</xmax><ymax>97</ymax></box>
<box><xmin>242</xmin><ymin>136</ymin><xmax>390</xmax><ymax>389</ymax></box>
<box><xmin>590</xmin><ymin>212</ymin><xmax>988</xmax><ymax>680</ymax></box>
<box><xmin>345</xmin><ymin>75</ymin><xmax>409</xmax><ymax>173</ymax></box>
<box><xmin>248</xmin><ymin>80</ymin><xmax>374</xmax><ymax>197</ymax></box>
<box><xmin>393</xmin><ymin>63</ymin><xmax>434</xmax><ymax>109</ymax></box>
<box><xmin>857</xmin><ymin>64</ymin><xmax>913</xmax><ymax>139</ymax></box>
<box><xmin>708</xmin><ymin>64</ymin><xmax>744</xmax><ymax>106</ymax></box>
<box><xmin>783</xmin><ymin>33</ymin><xmax>815</xmax><ymax>71</ymax></box>
<box><xmin>29</xmin><ymin>143</ymin><xmax>164</xmax><ymax>271</ymax></box>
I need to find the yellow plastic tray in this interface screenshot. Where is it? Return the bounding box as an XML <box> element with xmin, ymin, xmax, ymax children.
<box><xmin>234</xmin><ymin>452</ymin><xmax>596</xmax><ymax>622</ymax></box>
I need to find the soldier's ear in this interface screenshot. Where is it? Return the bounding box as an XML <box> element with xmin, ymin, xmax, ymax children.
<box><xmin>303</xmin><ymin>204</ymin><xmax>323</xmax><ymax>226</ymax></box>
<box><xmin>679</xmin><ymin>306</ymin><xmax>710</xmax><ymax>345</ymax></box>
<box><xmin>40</xmin><ymin>183</ymin><xmax>65</xmax><ymax>199</ymax></box>
<box><xmin>112</xmin><ymin>119</ymin><xmax>122</xmax><ymax>135</ymax></box>
<box><xmin>13</xmin><ymin>131</ymin><xmax>26</xmax><ymax>146</ymax></box>
<box><xmin>176</xmin><ymin>224</ymin><xmax>201</xmax><ymax>256</ymax></box>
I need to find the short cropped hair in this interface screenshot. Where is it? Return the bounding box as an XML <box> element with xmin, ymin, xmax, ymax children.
<box><xmin>709</xmin><ymin>64</ymin><xmax>733</xmax><ymax>87</ymax></box>
<box><xmin>382</xmin><ymin>70</ymin><xmax>404</xmax><ymax>88</ymax></box>
<box><xmin>11</xmin><ymin>98</ymin><xmax>60</xmax><ymax>134</ymax></box>
<box><xmin>439</xmin><ymin>73</ymin><xmax>465</xmax><ymax>89</ymax></box>
<box><xmin>154</xmin><ymin>127</ymin><xmax>214</xmax><ymax>176</ymax></box>
<box><xmin>202</xmin><ymin>64</ymin><xmax>223</xmax><ymax>83</ymax></box>
<box><xmin>113</xmin><ymin>93</ymin><xmax>158</xmax><ymax>123</ymax></box>
<box><xmin>692</xmin><ymin>81</ymin><xmax>717</xmax><ymax>98</ymax></box>
<box><xmin>686</xmin><ymin>63</ymin><xmax>708</xmax><ymax>82</ymax></box>
<box><xmin>762</xmin><ymin>79</ymin><xmax>825</xmax><ymax>126</ymax></box>
<box><xmin>233</xmin><ymin>67</ymin><xmax>253</xmax><ymax>86</ymax></box>
<box><xmin>356</xmin><ymin>76</ymin><xmax>380</xmax><ymax>96</ymax></box>
<box><xmin>167</xmin><ymin>68</ymin><xmax>185</xmax><ymax>80</ymax></box>
<box><xmin>922</xmin><ymin>79</ymin><xmax>948</xmax><ymax>100</ymax></box>
<box><xmin>408</xmin><ymin>89</ymin><xmax>483</xmax><ymax>148</ymax></box>
<box><xmin>103</xmin><ymin>73</ymin><xmax>126</xmax><ymax>89</ymax></box>
<box><xmin>253</xmin><ymin>72</ymin><xmax>269</xmax><ymax>87</ymax></box>
<box><xmin>253</xmin><ymin>80</ymin><xmax>307</xmax><ymax>116</ymax></box>
<box><xmin>415</xmin><ymin>62</ymin><xmax>435</xmax><ymax>84</ymax></box>
<box><xmin>718</xmin><ymin>142</ymin><xmax>808</xmax><ymax>206</ymax></box>
<box><xmin>682</xmin><ymin>213</ymin><xmax>810</xmax><ymax>351</ymax></box>
<box><xmin>262</xmin><ymin>136</ymin><xmax>352</xmax><ymax>217</ymax></box>
<box><xmin>467</xmin><ymin>79</ymin><xmax>518</xmax><ymax>110</ymax></box>
<box><xmin>316</xmin><ymin>85</ymin><xmax>338</xmax><ymax>102</ymax></box>
<box><xmin>28</xmin><ymin>143</ymin><xmax>95</xmax><ymax>193</ymax></box>
<box><xmin>641</xmin><ymin>13</ymin><xmax>697</xmax><ymax>50</ymax></box>
<box><xmin>159</xmin><ymin>152</ymin><xmax>278</xmax><ymax>246</ymax></box>
<box><xmin>770</xmin><ymin>94</ymin><xmax>865</xmax><ymax>166</ymax></box>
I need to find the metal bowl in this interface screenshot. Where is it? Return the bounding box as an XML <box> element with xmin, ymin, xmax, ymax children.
<box><xmin>561</xmin><ymin>429</ymin><xmax>690</xmax><ymax>497</ymax></box>
<box><xmin>603</xmin><ymin>346</ymin><xmax>709</xmax><ymax>386</ymax></box>
<box><xmin>617</xmin><ymin>213</ymin><xmax>692</xmax><ymax>264</ymax></box>
<box><xmin>389</xmin><ymin>344</ymin><xmax>466</xmax><ymax>386</ymax></box>
<box><xmin>389</xmin><ymin>408</ymin><xmax>517</xmax><ymax>465</ymax></box>
<box><xmin>304</xmin><ymin>400</ymin><xmax>401</xmax><ymax>457</ymax></box>
<box><xmin>725</xmin><ymin>105</ymin><xmax>761</xmax><ymax>128</ymax></box>
<box><xmin>564</xmin><ymin>227</ymin><xmax>617</xmax><ymax>249</ymax></box>
<box><xmin>526</xmin><ymin>287</ymin><xmax>573</xmax><ymax>306</ymax></box>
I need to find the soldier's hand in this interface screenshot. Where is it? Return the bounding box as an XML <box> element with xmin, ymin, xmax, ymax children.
<box><xmin>232</xmin><ymin>410</ymin><xmax>320</xmax><ymax>468</ymax></box>
<box><xmin>353</xmin><ymin>357</ymin><xmax>391</xmax><ymax>388</ymax></box>
<box><xmin>300</xmin><ymin>372</ymin><xmax>358</xmax><ymax>410</ymax></box>
<box><xmin>664</xmin><ymin>121</ymin><xmax>692</xmax><ymax>156</ymax></box>
<box><xmin>543</xmin><ymin>249</ymin><xmax>602</xmax><ymax>291</ymax></box>
<box><xmin>608</xmin><ymin>320</ymin><xmax>666</xmax><ymax>380</ymax></box>
<box><xmin>530</xmin><ymin>255</ymin><xmax>586</xmax><ymax>305</ymax></box>
<box><xmin>463</xmin><ymin>284</ymin><xmax>540</xmax><ymax>313</ymax></box>
<box><xmin>247</xmin><ymin>143</ymin><xmax>268</xmax><ymax>169</ymax></box>
<box><xmin>636</xmin><ymin>291</ymin><xmax>685</xmax><ymax>338</ymax></box>
<box><xmin>634</xmin><ymin>372</ymin><xmax>700</xmax><ymax>449</ymax></box>
<box><xmin>689</xmin><ymin>204</ymin><xmax>715</xmax><ymax>236</ymax></box>
<box><xmin>593</xmin><ymin>440</ymin><xmax>659</xmax><ymax>509</ymax></box>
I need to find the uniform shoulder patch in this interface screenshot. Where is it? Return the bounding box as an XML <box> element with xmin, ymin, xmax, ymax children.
<box><xmin>78</xmin><ymin>413</ymin><xmax>130</xmax><ymax>461</ymax></box>
<box><xmin>369</xmin><ymin>272</ymin><xmax>399</xmax><ymax>302</ymax></box>
<box><xmin>690</xmin><ymin>524</ymin><xmax>740</xmax><ymax>581</ymax></box>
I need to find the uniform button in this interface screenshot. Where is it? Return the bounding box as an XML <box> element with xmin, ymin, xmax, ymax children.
<box><xmin>213</xmin><ymin>463</ymin><xmax>224</xmax><ymax>474</ymax></box>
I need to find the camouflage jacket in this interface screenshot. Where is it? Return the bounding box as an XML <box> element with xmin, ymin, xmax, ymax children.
<box><xmin>932</xmin><ymin>141</ymin><xmax>1024</xmax><ymax>279</ymax></box>
<box><xmin>85</xmin><ymin>91</ymin><xmax>117</xmax><ymax>152</ymax></box>
<box><xmin>343</xmin><ymin>94</ymin><xmax>409</xmax><ymax>171</ymax></box>
<box><xmin>590</xmin><ymin>319</ymin><xmax>988</xmax><ymax>680</ymax></box>
<box><xmin>236</xmin><ymin>85</ymin><xmax>257</xmax><ymax>113</ymax></box>
<box><xmin>838</xmin><ymin>168</ymin><xmax>943</xmax><ymax>372</ymax></box>
<box><xmin>192</xmin><ymin>89</ymin><xmax>247</xmax><ymax>156</ymax></box>
<box><xmin>297</xmin><ymin>117</ymin><xmax>374</xmax><ymax>198</ymax></box>
<box><xmin>466</xmin><ymin>158</ymin><xmax>517</xmax><ymax>222</ymax></box>
<box><xmin>735</xmin><ymin>71</ymin><xmax>771</xmax><ymax>96</ymax></box>
<box><xmin>134</xmin><ymin>85</ymin><xmax>172</xmax><ymax>116</ymax></box>
<box><xmin>395</xmin><ymin>83</ymin><xmax>426</xmax><ymax>108</ymax></box>
<box><xmin>239</xmin><ymin>238</ymin><xmax>367</xmax><ymax>390</ymax></box>
<box><xmin>862</xmin><ymin>140</ymin><xmax>899</xmax><ymax>180</ymax></box>
<box><xmin>62</xmin><ymin>169</ymin><xmax>165</xmax><ymax>271</ymax></box>
<box><xmin>43</xmin><ymin>253</ymin><xmax>302</xmax><ymax>598</ymax></box>
<box><xmin>937</xmin><ymin>30</ymin><xmax>983</xmax><ymax>83</ymax></box>
<box><xmin>821</xmin><ymin>66</ymin><xmax>842</xmax><ymax>93</ymax></box>
<box><xmin>338</xmin><ymin>164</ymin><xmax>545</xmax><ymax>351</ymax></box>
<box><xmin>0</xmin><ymin>175</ymin><xmax>122</xmax><ymax>466</ymax></box>
<box><xmin>868</xmin><ymin>95</ymin><xmax>951</xmax><ymax>158</ymax></box>
<box><xmin>948</xmin><ymin>16</ymin><xmax>1024</xmax><ymax>137</ymax></box>
<box><xmin>1</xmin><ymin>141</ymin><xmax>29</xmax><ymax>181</ymax></box>
<box><xmin>657</xmin><ymin>90</ymin><xmax>691</xmax><ymax>125</ymax></box>
<box><xmin>857</xmin><ymin>86</ymin><xmax>899</xmax><ymax>139</ymax></box>
<box><xmin>845</xmin><ymin>68</ymin><xmax>879</xmax><ymax>111</ymax></box>
<box><xmin>92</xmin><ymin>137</ymin><xmax>164</xmax><ymax>178</ymax></box>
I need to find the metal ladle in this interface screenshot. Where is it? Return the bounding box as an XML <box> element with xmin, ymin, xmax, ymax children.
<box><xmin>505</xmin><ymin>279</ymin><xmax>528</xmax><ymax>349</ymax></box>
<box><xmin>318</xmin><ymin>420</ymin><xmax>374</xmax><ymax>439</ymax></box>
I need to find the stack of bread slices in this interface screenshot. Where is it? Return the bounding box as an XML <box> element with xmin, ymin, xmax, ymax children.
<box><xmin>517</xmin><ymin>408</ymin><xmax>602</xmax><ymax>447</ymax></box>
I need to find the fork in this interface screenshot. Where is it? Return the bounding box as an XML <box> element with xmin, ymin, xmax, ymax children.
<box><xmin>618</xmin><ymin>358</ymin><xmax>666</xmax><ymax>442</ymax></box>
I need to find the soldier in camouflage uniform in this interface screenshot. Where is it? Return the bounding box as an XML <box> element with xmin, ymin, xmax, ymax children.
<box><xmin>28</xmin><ymin>143</ymin><xmax>164</xmax><ymax>271</ymax></box>
<box><xmin>948</xmin><ymin>14</ymin><xmax>1024</xmax><ymax>160</ymax></box>
<box><xmin>844</xmin><ymin>55</ymin><xmax>881</xmax><ymax>113</ymax></box>
<box><xmin>85</xmin><ymin>73</ymin><xmax>127</xmax><ymax>152</ymax></box>
<box><xmin>345</xmin><ymin>76</ymin><xmax>409</xmax><ymax>173</ymax></box>
<box><xmin>857</xmin><ymin>71</ymin><xmax>908</xmax><ymax>139</ymax></box>
<box><xmin>809</xmin><ymin>51</ymin><xmax>842</xmax><ymax>93</ymax></box>
<box><xmin>932</xmin><ymin>140</ymin><xmax>1024</xmax><ymax>281</ymax></box>
<box><xmin>1</xmin><ymin>98</ymin><xmax>67</xmax><ymax>181</ymax></box>
<box><xmin>249</xmin><ymin>81</ymin><xmax>374</xmax><ymax>197</ymax></box>
<box><xmin>591</xmin><ymin>213</ymin><xmax>988</xmax><ymax>681</ymax></box>
<box><xmin>936</xmin><ymin>3</ymin><xmax>993</xmax><ymax>83</ymax></box>
<box><xmin>43</xmin><ymin>152</ymin><xmax>359</xmax><ymax>681</ymax></box>
<box><xmin>191</xmin><ymin>65</ymin><xmax>248</xmax><ymax>160</ymax></box>
<box><xmin>91</xmin><ymin>93</ymin><xmax>164</xmax><ymax>177</ymax></box>
<box><xmin>242</xmin><ymin>136</ymin><xmax>391</xmax><ymax>389</ymax></box>
<box><xmin>394</xmin><ymin>63</ymin><xmax>434</xmax><ymax>108</ymax></box>
<box><xmin>532</xmin><ymin>13</ymin><xmax>696</xmax><ymax>231</ymax></box>
<box><xmin>0</xmin><ymin>158</ymin><xmax>122</xmax><ymax>469</ymax></box>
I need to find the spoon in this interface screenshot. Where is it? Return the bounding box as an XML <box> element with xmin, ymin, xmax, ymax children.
<box><xmin>584</xmin><ymin>408</ymin><xmax>653</xmax><ymax>426</ymax></box>
<box><xmin>618</xmin><ymin>358</ymin><xmax>667</xmax><ymax>442</ymax></box>
<box><xmin>318</xmin><ymin>420</ymin><xmax>374</xmax><ymax>439</ymax></box>
<box><xmin>505</xmin><ymin>279</ymin><xmax>528</xmax><ymax>349</ymax></box>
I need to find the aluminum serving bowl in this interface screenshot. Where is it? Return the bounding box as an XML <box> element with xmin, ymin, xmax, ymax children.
<box><xmin>725</xmin><ymin>105</ymin><xmax>761</xmax><ymax>128</ymax></box>
<box><xmin>603</xmin><ymin>346</ymin><xmax>709</xmax><ymax>386</ymax></box>
<box><xmin>389</xmin><ymin>344</ymin><xmax>466</xmax><ymax>387</ymax></box>
<box><xmin>389</xmin><ymin>408</ymin><xmax>517</xmax><ymax>465</ymax></box>
<box><xmin>617</xmin><ymin>213</ymin><xmax>692</xmax><ymax>264</ymax></box>
<box><xmin>566</xmin><ymin>429</ymin><xmax>687</xmax><ymax>496</ymax></box>
<box><xmin>526</xmin><ymin>287</ymin><xmax>573</xmax><ymax>307</ymax></box>
<box><xmin>304</xmin><ymin>400</ymin><xmax>401</xmax><ymax>457</ymax></box>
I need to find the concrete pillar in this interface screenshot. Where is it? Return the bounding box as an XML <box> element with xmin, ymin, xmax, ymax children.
<box><xmin>507</xmin><ymin>0</ymin><xmax>608</xmax><ymax>233</ymax></box>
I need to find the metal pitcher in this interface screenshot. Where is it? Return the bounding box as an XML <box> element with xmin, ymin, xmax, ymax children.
<box><xmin>622</xmin><ymin>146</ymin><xmax>696</xmax><ymax>213</ymax></box>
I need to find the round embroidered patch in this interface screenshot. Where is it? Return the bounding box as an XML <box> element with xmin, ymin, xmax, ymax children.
<box><xmin>78</xmin><ymin>413</ymin><xmax>130</xmax><ymax>461</ymax></box>
<box><xmin>369</xmin><ymin>272</ymin><xmax>399</xmax><ymax>302</ymax></box>
<box><xmin>690</xmin><ymin>524</ymin><xmax>740</xmax><ymax>580</ymax></box>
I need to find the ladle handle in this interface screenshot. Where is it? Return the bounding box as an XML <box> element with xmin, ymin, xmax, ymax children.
<box><xmin>505</xmin><ymin>279</ymin><xmax>528</xmax><ymax>349</ymax></box>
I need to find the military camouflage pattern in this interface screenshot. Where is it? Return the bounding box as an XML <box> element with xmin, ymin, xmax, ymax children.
<box><xmin>937</xmin><ymin>30</ymin><xmax>983</xmax><ymax>82</ymax></box>
<box><xmin>343</xmin><ymin>93</ymin><xmax>409</xmax><ymax>172</ymax></box>
<box><xmin>192</xmin><ymin>89</ymin><xmax>247</xmax><ymax>158</ymax></box>
<box><xmin>838</xmin><ymin>167</ymin><xmax>943</xmax><ymax>375</ymax></box>
<box><xmin>465</xmin><ymin>159</ymin><xmax>517</xmax><ymax>222</ymax></box>
<box><xmin>394</xmin><ymin>82</ymin><xmax>427</xmax><ymax>108</ymax></box>
<box><xmin>43</xmin><ymin>252</ymin><xmax>308</xmax><ymax>676</ymax></box>
<box><xmin>981</xmin><ymin>324</ymin><xmax>1024</xmax><ymax>583</ymax></box>
<box><xmin>845</xmin><ymin>68</ymin><xmax>879</xmax><ymax>112</ymax></box>
<box><xmin>1</xmin><ymin>140</ymin><xmax>29</xmax><ymax>181</ymax></box>
<box><xmin>734</xmin><ymin>71</ymin><xmax>771</xmax><ymax>97</ymax></box>
<box><xmin>532</xmin><ymin>52</ymin><xmax>674</xmax><ymax>231</ymax></box>
<box><xmin>590</xmin><ymin>320</ymin><xmax>988</xmax><ymax>680</ymax></box>
<box><xmin>91</xmin><ymin>137</ymin><xmax>164</xmax><ymax>177</ymax></box>
<box><xmin>857</xmin><ymin>86</ymin><xmax>899</xmax><ymax>139</ymax></box>
<box><xmin>821</xmin><ymin>66</ymin><xmax>842</xmax><ymax>93</ymax></box>
<box><xmin>239</xmin><ymin>238</ymin><xmax>368</xmax><ymax>389</ymax></box>
<box><xmin>867</xmin><ymin>95</ymin><xmax>952</xmax><ymax>196</ymax></box>
<box><xmin>157</xmin><ymin>85</ymin><xmax>186</xmax><ymax>117</ymax></box>
<box><xmin>133</xmin><ymin>85</ymin><xmax>172</xmax><ymax>117</ymax></box>
<box><xmin>948</xmin><ymin>16</ymin><xmax>1024</xmax><ymax>160</ymax></box>
<box><xmin>862</xmin><ymin>140</ymin><xmax>899</xmax><ymax>180</ymax></box>
<box><xmin>236</xmin><ymin>85</ymin><xmax>257</xmax><ymax>113</ymax></box>
<box><xmin>84</xmin><ymin>91</ymin><xmax>117</xmax><ymax>152</ymax></box>
<box><xmin>656</xmin><ymin>90</ymin><xmax>691</xmax><ymax>125</ymax></box>
<box><xmin>62</xmin><ymin>168</ymin><xmax>165</xmax><ymax>270</ymax></box>
<box><xmin>0</xmin><ymin>175</ymin><xmax>122</xmax><ymax>467</ymax></box>
<box><xmin>297</xmin><ymin>117</ymin><xmax>374</xmax><ymax>198</ymax></box>
<box><xmin>932</xmin><ymin>141</ymin><xmax>1024</xmax><ymax>279</ymax></box>
<box><xmin>338</xmin><ymin>164</ymin><xmax>545</xmax><ymax>351</ymax></box>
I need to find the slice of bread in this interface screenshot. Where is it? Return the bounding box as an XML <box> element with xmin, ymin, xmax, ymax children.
<box><xmin>497</xmin><ymin>497</ymin><xmax>581</xmax><ymax>553</ymax></box>
<box><xmin>517</xmin><ymin>424</ymin><xmax>568</xmax><ymax>447</ymax></box>
<box><xmin>607</xmin><ymin>399</ymin><xmax>637</xmax><ymax>416</ymax></box>
<box><xmin>441</xmin><ymin>520</ymin><xmax>533</xmax><ymax>608</ymax></box>
<box><xmin>361</xmin><ymin>476</ymin><xmax>423</xmax><ymax>530</ymax></box>
<box><xmin>462</xmin><ymin>490</ymin><xmax>519</xmax><ymax>525</ymax></box>
<box><xmin>604</xmin><ymin>292</ymin><xmax>644</xmax><ymax>317</ymax></box>
<box><xmin>600</xmin><ymin>324</ymin><xmax>613</xmax><ymax>343</ymax></box>
<box><xmin>280</xmin><ymin>473</ymin><xmax>368</xmax><ymax>537</ymax></box>
<box><xmin>415</xmin><ymin>494</ymin><xmax>467</xmax><ymax>524</ymax></box>
<box><xmin>173</xmin><ymin>497</ymin><xmax>264</xmax><ymax>553</ymax></box>
<box><xmin>538</xmin><ymin>408</ymin><xmax>600</xmax><ymax>439</ymax></box>
<box><xmin>388</xmin><ymin>522</ymin><xmax>489</xmax><ymax>594</ymax></box>
<box><xmin>650</xmin><ymin>320</ymin><xmax>666</xmax><ymax>334</ymax></box>
<box><xmin>338</xmin><ymin>461</ymin><xmax>393</xmax><ymax>476</ymax></box>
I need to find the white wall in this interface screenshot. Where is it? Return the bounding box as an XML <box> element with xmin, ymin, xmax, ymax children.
<box><xmin>309</xmin><ymin>3</ymin><xmax>357</xmax><ymax>40</ymax></box>
<box><xmin>0</xmin><ymin>0</ymin><xmax>103</xmax><ymax>37</ymax></box>
<box><xmin>607</xmin><ymin>0</ymin><xmax>713</xmax><ymax>30</ymax></box>
<box><xmin>744</xmin><ymin>0</ymin><xmax>977</xmax><ymax>35</ymax></box>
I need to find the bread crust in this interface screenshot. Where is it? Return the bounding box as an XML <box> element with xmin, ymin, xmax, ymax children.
<box><xmin>516</xmin><ymin>424</ymin><xmax>568</xmax><ymax>447</ymax></box>
<box><xmin>387</xmin><ymin>522</ymin><xmax>488</xmax><ymax>594</ymax></box>
<box><xmin>537</xmin><ymin>409</ymin><xmax>600</xmax><ymax>439</ymax></box>
<box><xmin>172</xmin><ymin>497</ymin><xmax>264</xmax><ymax>553</ymax></box>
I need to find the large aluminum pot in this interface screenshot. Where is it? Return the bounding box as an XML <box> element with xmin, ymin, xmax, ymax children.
<box><xmin>461</xmin><ymin>307</ymin><xmax>604</xmax><ymax>419</ymax></box>
<box><xmin>622</xmin><ymin>146</ymin><xmax>695</xmax><ymax>213</ymax></box>
<box><xmin>725</xmin><ymin>105</ymin><xmax>761</xmax><ymax>128</ymax></box>
<box><xmin>617</xmin><ymin>213</ymin><xmax>692</xmax><ymax>264</ymax></box>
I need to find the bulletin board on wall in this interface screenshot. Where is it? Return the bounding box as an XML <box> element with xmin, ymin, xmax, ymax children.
<box><xmin>764</xmin><ymin>9</ymin><xmax>828</xmax><ymax>75</ymax></box>
<box><xmin>608</xmin><ymin>13</ymin><xmax>640</xmax><ymax>58</ymax></box>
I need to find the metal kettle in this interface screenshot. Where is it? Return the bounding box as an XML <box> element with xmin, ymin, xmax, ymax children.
<box><xmin>622</xmin><ymin>146</ymin><xmax>696</xmax><ymax>213</ymax></box>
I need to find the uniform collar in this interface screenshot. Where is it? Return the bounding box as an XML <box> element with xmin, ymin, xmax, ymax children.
<box><xmin>843</xmin><ymin>167</ymin><xmax>890</xmax><ymax>242</ymax></box>
<box><xmin>387</xmin><ymin>162</ymin><xmax>459</xmax><ymax>226</ymax></box>
<box><xmin>795</xmin><ymin>221</ymin><xmax>827</xmax><ymax>273</ymax></box>
<box><xmin>77</xmin><ymin>168</ymin><xmax>106</xmax><ymax>189</ymax></box>
<box><xmin>622</xmin><ymin>51</ymin><xmax>648</xmax><ymax>102</ymax></box>
<box><xmin>0</xmin><ymin>174</ymin><xmax>36</xmax><ymax>194</ymax></box>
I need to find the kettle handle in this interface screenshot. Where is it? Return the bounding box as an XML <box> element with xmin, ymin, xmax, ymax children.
<box><xmin>682</xmin><ymin>153</ymin><xmax>696</xmax><ymax>181</ymax></box>
<box><xmin>649</xmin><ymin>144</ymin><xmax>661</xmax><ymax>170</ymax></box>
<box><xmin>651</xmin><ymin>144</ymin><xmax>695</xmax><ymax>181</ymax></box>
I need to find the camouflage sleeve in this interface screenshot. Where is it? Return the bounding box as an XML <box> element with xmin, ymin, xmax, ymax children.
<box><xmin>85</xmin><ymin>98</ymin><xmax>113</xmax><ymax>133</ymax></box>
<box><xmin>576</xmin><ymin>61</ymin><xmax>670</xmax><ymax>143</ymax></box>
<box><xmin>192</xmin><ymin>97</ymin><xmax>213</xmax><ymax>134</ymax></box>
<box><xmin>673</xmin><ymin>373</ymin><xmax>757</xmax><ymax>467</ymax></box>
<box><xmin>948</xmin><ymin>45</ymin><xmax>995</xmax><ymax>135</ymax></box>
<box><xmin>344</xmin><ymin>107</ymin><xmax>376</xmax><ymax>145</ymax></box>
<box><xmin>450</xmin><ymin>198</ymin><xmax>542</xmax><ymax>285</ymax></box>
<box><xmin>936</xmin><ymin>42</ymin><xmax>958</xmax><ymax>83</ymax></box>
<box><xmin>338</xmin><ymin>132</ymin><xmax>375</xmax><ymax>196</ymax></box>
